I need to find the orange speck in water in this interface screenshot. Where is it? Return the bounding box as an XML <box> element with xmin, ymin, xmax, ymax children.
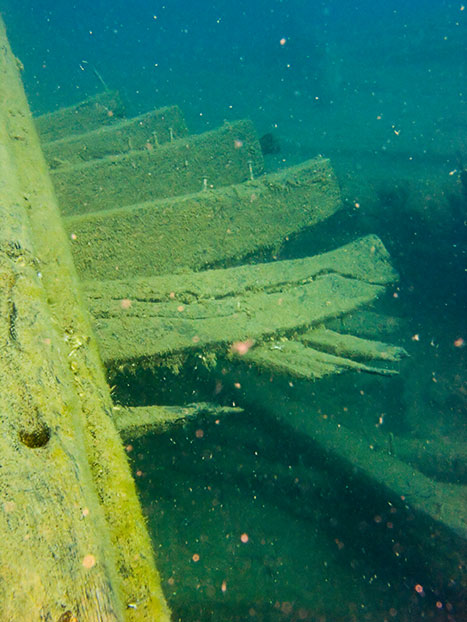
<box><xmin>454</xmin><ymin>337</ymin><xmax>465</xmax><ymax>348</ymax></box>
<box><xmin>221</xmin><ymin>580</ymin><xmax>227</xmax><ymax>592</ymax></box>
<box><xmin>192</xmin><ymin>553</ymin><xmax>200</xmax><ymax>562</ymax></box>
<box><xmin>240</xmin><ymin>533</ymin><xmax>249</xmax><ymax>543</ymax></box>
<box><xmin>279</xmin><ymin>38</ymin><xmax>287</xmax><ymax>46</ymax></box>
<box><xmin>414</xmin><ymin>584</ymin><xmax>424</xmax><ymax>594</ymax></box>
<box><xmin>230</xmin><ymin>339</ymin><xmax>254</xmax><ymax>355</ymax></box>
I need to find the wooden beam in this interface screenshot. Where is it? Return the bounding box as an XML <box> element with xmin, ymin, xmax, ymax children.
<box><xmin>0</xmin><ymin>17</ymin><xmax>170</xmax><ymax>621</ymax></box>
<box><xmin>114</xmin><ymin>403</ymin><xmax>243</xmax><ymax>440</ymax></box>
<box><xmin>85</xmin><ymin>236</ymin><xmax>396</xmax><ymax>368</ymax></box>
<box><xmin>35</xmin><ymin>90</ymin><xmax>126</xmax><ymax>142</ymax></box>
<box><xmin>66</xmin><ymin>156</ymin><xmax>342</xmax><ymax>280</ymax></box>
<box><xmin>51</xmin><ymin>120</ymin><xmax>264</xmax><ymax>215</ymax></box>
<box><xmin>43</xmin><ymin>105</ymin><xmax>188</xmax><ymax>168</ymax></box>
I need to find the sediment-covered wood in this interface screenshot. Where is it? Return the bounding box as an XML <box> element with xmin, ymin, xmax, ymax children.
<box><xmin>66</xmin><ymin>156</ymin><xmax>342</xmax><ymax>280</ymax></box>
<box><xmin>43</xmin><ymin>105</ymin><xmax>188</xmax><ymax>168</ymax></box>
<box><xmin>114</xmin><ymin>403</ymin><xmax>243</xmax><ymax>440</ymax></box>
<box><xmin>52</xmin><ymin>119</ymin><xmax>264</xmax><ymax>215</ymax></box>
<box><xmin>85</xmin><ymin>236</ymin><xmax>395</xmax><ymax>367</ymax></box>
<box><xmin>35</xmin><ymin>90</ymin><xmax>126</xmax><ymax>142</ymax></box>
<box><xmin>0</xmin><ymin>17</ymin><xmax>169</xmax><ymax>621</ymax></box>
<box><xmin>298</xmin><ymin>328</ymin><xmax>408</xmax><ymax>362</ymax></box>
<box><xmin>241</xmin><ymin>339</ymin><xmax>401</xmax><ymax>380</ymax></box>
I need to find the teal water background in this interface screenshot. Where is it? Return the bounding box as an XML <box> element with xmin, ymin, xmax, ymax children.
<box><xmin>2</xmin><ymin>1</ymin><xmax>466</xmax><ymax>620</ymax></box>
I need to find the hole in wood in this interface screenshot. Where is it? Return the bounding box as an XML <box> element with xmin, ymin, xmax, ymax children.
<box><xmin>19</xmin><ymin>424</ymin><xmax>51</xmax><ymax>448</ymax></box>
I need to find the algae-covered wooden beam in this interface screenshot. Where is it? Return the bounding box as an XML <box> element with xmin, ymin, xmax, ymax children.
<box><xmin>52</xmin><ymin>119</ymin><xmax>265</xmax><ymax>215</ymax></box>
<box><xmin>240</xmin><ymin>339</ymin><xmax>401</xmax><ymax>380</ymax></box>
<box><xmin>298</xmin><ymin>328</ymin><xmax>408</xmax><ymax>362</ymax></box>
<box><xmin>0</xmin><ymin>16</ymin><xmax>169</xmax><ymax>621</ymax></box>
<box><xmin>43</xmin><ymin>105</ymin><xmax>188</xmax><ymax>168</ymax></box>
<box><xmin>35</xmin><ymin>90</ymin><xmax>126</xmax><ymax>142</ymax></box>
<box><xmin>84</xmin><ymin>236</ymin><xmax>395</xmax><ymax>368</ymax></box>
<box><xmin>114</xmin><ymin>403</ymin><xmax>243</xmax><ymax>440</ymax></box>
<box><xmin>65</xmin><ymin>156</ymin><xmax>342</xmax><ymax>280</ymax></box>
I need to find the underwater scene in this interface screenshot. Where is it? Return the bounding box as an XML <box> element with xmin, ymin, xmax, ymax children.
<box><xmin>0</xmin><ymin>0</ymin><xmax>466</xmax><ymax>620</ymax></box>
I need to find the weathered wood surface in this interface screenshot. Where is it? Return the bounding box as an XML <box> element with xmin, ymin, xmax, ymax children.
<box><xmin>52</xmin><ymin>119</ymin><xmax>265</xmax><ymax>215</ymax></box>
<box><xmin>35</xmin><ymin>90</ymin><xmax>126</xmax><ymax>142</ymax></box>
<box><xmin>242</xmin><ymin>339</ymin><xmax>402</xmax><ymax>380</ymax></box>
<box><xmin>326</xmin><ymin>309</ymin><xmax>405</xmax><ymax>339</ymax></box>
<box><xmin>84</xmin><ymin>235</ymin><xmax>397</xmax><ymax>368</ymax></box>
<box><xmin>114</xmin><ymin>403</ymin><xmax>243</xmax><ymax>440</ymax></box>
<box><xmin>65</xmin><ymin>156</ymin><xmax>342</xmax><ymax>280</ymax></box>
<box><xmin>0</xmin><ymin>17</ymin><xmax>170</xmax><ymax>621</ymax></box>
<box><xmin>298</xmin><ymin>327</ymin><xmax>408</xmax><ymax>362</ymax></box>
<box><xmin>43</xmin><ymin>105</ymin><xmax>188</xmax><ymax>168</ymax></box>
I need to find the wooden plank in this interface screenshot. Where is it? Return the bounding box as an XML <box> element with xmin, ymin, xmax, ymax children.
<box><xmin>242</xmin><ymin>340</ymin><xmax>401</xmax><ymax>380</ymax></box>
<box><xmin>114</xmin><ymin>403</ymin><xmax>243</xmax><ymax>440</ymax></box>
<box><xmin>66</xmin><ymin>156</ymin><xmax>342</xmax><ymax>280</ymax></box>
<box><xmin>298</xmin><ymin>327</ymin><xmax>408</xmax><ymax>362</ymax></box>
<box><xmin>87</xmin><ymin>243</ymin><xmax>391</xmax><ymax>366</ymax></box>
<box><xmin>35</xmin><ymin>90</ymin><xmax>126</xmax><ymax>142</ymax></box>
<box><xmin>84</xmin><ymin>235</ymin><xmax>397</xmax><ymax>307</ymax></box>
<box><xmin>0</xmin><ymin>17</ymin><xmax>170</xmax><ymax>621</ymax></box>
<box><xmin>326</xmin><ymin>309</ymin><xmax>405</xmax><ymax>339</ymax></box>
<box><xmin>43</xmin><ymin>105</ymin><xmax>188</xmax><ymax>168</ymax></box>
<box><xmin>52</xmin><ymin>119</ymin><xmax>265</xmax><ymax>215</ymax></box>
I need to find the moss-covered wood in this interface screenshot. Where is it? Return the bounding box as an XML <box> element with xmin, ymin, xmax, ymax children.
<box><xmin>84</xmin><ymin>236</ymin><xmax>396</xmax><ymax>368</ymax></box>
<box><xmin>35</xmin><ymin>90</ymin><xmax>126</xmax><ymax>142</ymax></box>
<box><xmin>65</xmin><ymin>156</ymin><xmax>342</xmax><ymax>280</ymax></box>
<box><xmin>0</xmin><ymin>17</ymin><xmax>170</xmax><ymax>622</ymax></box>
<box><xmin>52</xmin><ymin>120</ymin><xmax>265</xmax><ymax>215</ymax></box>
<box><xmin>114</xmin><ymin>403</ymin><xmax>243</xmax><ymax>440</ymax></box>
<box><xmin>298</xmin><ymin>327</ymin><xmax>408</xmax><ymax>362</ymax></box>
<box><xmin>43</xmin><ymin>105</ymin><xmax>188</xmax><ymax>168</ymax></box>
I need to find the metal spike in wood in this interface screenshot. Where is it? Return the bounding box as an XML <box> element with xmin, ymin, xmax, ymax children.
<box><xmin>0</xmin><ymin>16</ymin><xmax>170</xmax><ymax>622</ymax></box>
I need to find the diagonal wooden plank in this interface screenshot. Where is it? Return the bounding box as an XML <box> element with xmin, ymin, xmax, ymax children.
<box><xmin>52</xmin><ymin>119</ymin><xmax>264</xmax><ymax>215</ymax></box>
<box><xmin>43</xmin><ymin>105</ymin><xmax>188</xmax><ymax>168</ymax></box>
<box><xmin>67</xmin><ymin>156</ymin><xmax>342</xmax><ymax>279</ymax></box>
<box><xmin>91</xmin><ymin>273</ymin><xmax>386</xmax><ymax>367</ymax></box>
<box><xmin>298</xmin><ymin>327</ymin><xmax>408</xmax><ymax>362</ymax></box>
<box><xmin>34</xmin><ymin>90</ymin><xmax>126</xmax><ymax>142</ymax></box>
<box><xmin>241</xmin><ymin>340</ymin><xmax>401</xmax><ymax>380</ymax></box>
<box><xmin>83</xmin><ymin>234</ymin><xmax>397</xmax><ymax>305</ymax></box>
<box><xmin>0</xmin><ymin>17</ymin><xmax>169</xmax><ymax>621</ymax></box>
